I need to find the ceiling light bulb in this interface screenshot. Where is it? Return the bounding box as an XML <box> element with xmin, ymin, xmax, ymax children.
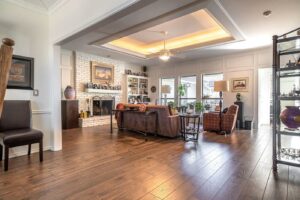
<box><xmin>159</xmin><ymin>54</ymin><xmax>170</xmax><ymax>61</ymax></box>
<box><xmin>159</xmin><ymin>50</ymin><xmax>171</xmax><ymax>61</ymax></box>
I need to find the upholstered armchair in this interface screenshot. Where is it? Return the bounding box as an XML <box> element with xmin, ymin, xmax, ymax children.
<box><xmin>203</xmin><ymin>104</ymin><xmax>239</xmax><ymax>134</ymax></box>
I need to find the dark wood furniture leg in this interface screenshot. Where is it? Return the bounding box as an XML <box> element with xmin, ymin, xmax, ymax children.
<box><xmin>39</xmin><ymin>140</ymin><xmax>43</xmax><ymax>162</ymax></box>
<box><xmin>0</xmin><ymin>144</ymin><xmax>2</xmax><ymax>161</ymax></box>
<box><xmin>28</xmin><ymin>144</ymin><xmax>31</xmax><ymax>156</ymax></box>
<box><xmin>4</xmin><ymin>146</ymin><xmax>9</xmax><ymax>171</ymax></box>
<box><xmin>110</xmin><ymin>110</ymin><xmax>113</xmax><ymax>133</ymax></box>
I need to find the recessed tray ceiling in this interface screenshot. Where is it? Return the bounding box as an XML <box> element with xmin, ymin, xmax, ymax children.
<box><xmin>102</xmin><ymin>9</ymin><xmax>234</xmax><ymax>58</ymax></box>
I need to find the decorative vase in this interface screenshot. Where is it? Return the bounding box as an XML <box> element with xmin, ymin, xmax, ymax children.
<box><xmin>280</xmin><ymin>106</ymin><xmax>300</xmax><ymax>129</ymax></box>
<box><xmin>64</xmin><ymin>86</ymin><xmax>75</xmax><ymax>100</ymax></box>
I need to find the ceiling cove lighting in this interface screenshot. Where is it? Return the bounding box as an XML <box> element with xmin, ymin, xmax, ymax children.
<box><xmin>105</xmin><ymin>9</ymin><xmax>233</xmax><ymax>59</ymax></box>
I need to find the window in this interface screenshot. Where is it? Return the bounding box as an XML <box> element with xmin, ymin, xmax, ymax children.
<box><xmin>160</xmin><ymin>78</ymin><xmax>175</xmax><ymax>105</ymax></box>
<box><xmin>202</xmin><ymin>73</ymin><xmax>223</xmax><ymax>111</ymax></box>
<box><xmin>179</xmin><ymin>76</ymin><xmax>197</xmax><ymax>106</ymax></box>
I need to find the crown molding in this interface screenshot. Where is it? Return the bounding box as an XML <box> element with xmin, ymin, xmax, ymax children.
<box><xmin>48</xmin><ymin>0</ymin><xmax>70</xmax><ymax>15</ymax></box>
<box><xmin>3</xmin><ymin>0</ymin><xmax>70</xmax><ymax>16</ymax></box>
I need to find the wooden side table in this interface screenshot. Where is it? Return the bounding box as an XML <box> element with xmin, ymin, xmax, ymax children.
<box><xmin>179</xmin><ymin>114</ymin><xmax>201</xmax><ymax>141</ymax></box>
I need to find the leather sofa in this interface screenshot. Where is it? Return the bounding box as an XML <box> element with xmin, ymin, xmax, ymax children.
<box><xmin>116</xmin><ymin>104</ymin><xmax>180</xmax><ymax>138</ymax></box>
<box><xmin>203</xmin><ymin>104</ymin><xmax>239</xmax><ymax>134</ymax></box>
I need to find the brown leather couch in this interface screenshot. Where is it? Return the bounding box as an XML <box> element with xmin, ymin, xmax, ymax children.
<box><xmin>203</xmin><ymin>104</ymin><xmax>239</xmax><ymax>134</ymax></box>
<box><xmin>117</xmin><ymin>104</ymin><xmax>180</xmax><ymax>138</ymax></box>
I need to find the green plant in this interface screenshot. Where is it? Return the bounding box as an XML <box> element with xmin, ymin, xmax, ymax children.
<box><xmin>168</xmin><ymin>101</ymin><xmax>175</xmax><ymax>108</ymax></box>
<box><xmin>195</xmin><ymin>101</ymin><xmax>204</xmax><ymax>113</ymax></box>
<box><xmin>178</xmin><ymin>84</ymin><xmax>186</xmax><ymax>97</ymax></box>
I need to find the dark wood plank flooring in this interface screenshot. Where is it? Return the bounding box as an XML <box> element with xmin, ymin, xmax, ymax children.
<box><xmin>0</xmin><ymin>125</ymin><xmax>299</xmax><ymax>200</ymax></box>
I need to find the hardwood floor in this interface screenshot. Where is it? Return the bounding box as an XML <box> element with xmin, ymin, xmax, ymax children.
<box><xmin>0</xmin><ymin>125</ymin><xmax>299</xmax><ymax>200</ymax></box>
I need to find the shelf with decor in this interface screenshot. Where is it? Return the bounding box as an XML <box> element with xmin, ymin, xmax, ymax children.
<box><xmin>125</xmin><ymin>75</ymin><xmax>149</xmax><ymax>104</ymax></box>
<box><xmin>85</xmin><ymin>88</ymin><xmax>122</xmax><ymax>94</ymax></box>
<box><xmin>272</xmin><ymin>27</ymin><xmax>300</xmax><ymax>171</ymax></box>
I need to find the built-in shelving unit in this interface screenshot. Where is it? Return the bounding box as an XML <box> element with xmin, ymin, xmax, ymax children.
<box><xmin>272</xmin><ymin>27</ymin><xmax>300</xmax><ymax>171</ymax></box>
<box><xmin>125</xmin><ymin>75</ymin><xmax>149</xmax><ymax>103</ymax></box>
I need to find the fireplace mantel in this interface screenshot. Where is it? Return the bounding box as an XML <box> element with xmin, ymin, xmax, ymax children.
<box><xmin>85</xmin><ymin>88</ymin><xmax>121</xmax><ymax>94</ymax></box>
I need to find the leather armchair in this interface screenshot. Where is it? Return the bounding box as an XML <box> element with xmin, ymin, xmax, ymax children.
<box><xmin>0</xmin><ymin>100</ymin><xmax>43</xmax><ymax>171</ymax></box>
<box><xmin>203</xmin><ymin>105</ymin><xmax>239</xmax><ymax>134</ymax></box>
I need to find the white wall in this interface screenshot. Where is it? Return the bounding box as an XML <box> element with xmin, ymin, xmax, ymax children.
<box><xmin>148</xmin><ymin>47</ymin><xmax>274</xmax><ymax>128</ymax></box>
<box><xmin>0</xmin><ymin>1</ymin><xmax>52</xmax><ymax>157</ymax></box>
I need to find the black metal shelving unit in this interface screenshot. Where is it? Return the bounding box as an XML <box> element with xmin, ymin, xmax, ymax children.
<box><xmin>273</xmin><ymin>27</ymin><xmax>300</xmax><ymax>171</ymax></box>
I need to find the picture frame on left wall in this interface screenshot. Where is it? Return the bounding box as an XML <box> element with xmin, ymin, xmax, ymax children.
<box><xmin>7</xmin><ymin>55</ymin><xmax>34</xmax><ymax>90</ymax></box>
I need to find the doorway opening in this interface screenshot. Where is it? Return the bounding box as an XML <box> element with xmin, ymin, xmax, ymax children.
<box><xmin>258</xmin><ymin>68</ymin><xmax>273</xmax><ymax>127</ymax></box>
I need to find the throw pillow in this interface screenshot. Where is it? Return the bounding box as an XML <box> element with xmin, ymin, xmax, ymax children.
<box><xmin>222</xmin><ymin>107</ymin><xmax>228</xmax><ymax>114</ymax></box>
<box><xmin>138</xmin><ymin>104</ymin><xmax>147</xmax><ymax>112</ymax></box>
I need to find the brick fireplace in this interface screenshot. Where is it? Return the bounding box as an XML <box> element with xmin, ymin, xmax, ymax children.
<box><xmin>92</xmin><ymin>96</ymin><xmax>115</xmax><ymax>116</ymax></box>
<box><xmin>74</xmin><ymin>51</ymin><xmax>142</xmax><ymax>127</ymax></box>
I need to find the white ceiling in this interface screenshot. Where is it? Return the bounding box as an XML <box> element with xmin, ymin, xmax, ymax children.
<box><xmin>60</xmin><ymin>0</ymin><xmax>300</xmax><ymax>66</ymax></box>
<box><xmin>6</xmin><ymin>0</ymin><xmax>62</xmax><ymax>13</ymax></box>
<box><xmin>127</xmin><ymin>10</ymin><xmax>220</xmax><ymax>44</ymax></box>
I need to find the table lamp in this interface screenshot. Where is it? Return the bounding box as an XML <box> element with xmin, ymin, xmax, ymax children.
<box><xmin>214</xmin><ymin>80</ymin><xmax>229</xmax><ymax>133</ymax></box>
<box><xmin>161</xmin><ymin>85</ymin><xmax>171</xmax><ymax>105</ymax></box>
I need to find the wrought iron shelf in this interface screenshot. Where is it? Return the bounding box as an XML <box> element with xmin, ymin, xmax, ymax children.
<box><xmin>276</xmin><ymin>155</ymin><xmax>300</xmax><ymax>167</ymax></box>
<box><xmin>278</xmin><ymin>96</ymin><xmax>300</xmax><ymax>100</ymax></box>
<box><xmin>276</xmin><ymin>130</ymin><xmax>300</xmax><ymax>137</ymax></box>
<box><xmin>278</xmin><ymin>66</ymin><xmax>300</xmax><ymax>72</ymax></box>
<box><xmin>273</xmin><ymin>27</ymin><xmax>300</xmax><ymax>171</ymax></box>
<box><xmin>279</xmin><ymin>74</ymin><xmax>300</xmax><ymax>78</ymax></box>
<box><xmin>279</xmin><ymin>49</ymin><xmax>300</xmax><ymax>56</ymax></box>
<box><xmin>277</xmin><ymin>35</ymin><xmax>300</xmax><ymax>43</ymax></box>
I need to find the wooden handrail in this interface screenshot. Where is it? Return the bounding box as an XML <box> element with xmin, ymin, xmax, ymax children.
<box><xmin>0</xmin><ymin>38</ymin><xmax>14</xmax><ymax>117</ymax></box>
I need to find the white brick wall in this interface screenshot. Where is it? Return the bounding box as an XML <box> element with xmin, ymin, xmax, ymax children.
<box><xmin>79</xmin><ymin>116</ymin><xmax>116</xmax><ymax>127</ymax></box>
<box><xmin>74</xmin><ymin>51</ymin><xmax>142</xmax><ymax>127</ymax></box>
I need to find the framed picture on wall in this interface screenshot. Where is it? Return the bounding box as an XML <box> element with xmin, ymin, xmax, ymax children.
<box><xmin>91</xmin><ymin>61</ymin><xmax>114</xmax><ymax>84</ymax></box>
<box><xmin>7</xmin><ymin>55</ymin><xmax>34</xmax><ymax>90</ymax></box>
<box><xmin>231</xmin><ymin>77</ymin><xmax>249</xmax><ymax>92</ymax></box>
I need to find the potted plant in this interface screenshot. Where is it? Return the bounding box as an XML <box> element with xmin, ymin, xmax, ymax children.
<box><xmin>195</xmin><ymin>101</ymin><xmax>204</xmax><ymax>113</ymax></box>
<box><xmin>167</xmin><ymin>101</ymin><xmax>175</xmax><ymax>108</ymax></box>
<box><xmin>178</xmin><ymin>84</ymin><xmax>186</xmax><ymax>97</ymax></box>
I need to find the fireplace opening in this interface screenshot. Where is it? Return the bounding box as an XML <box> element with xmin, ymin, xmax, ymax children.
<box><xmin>92</xmin><ymin>96</ymin><xmax>115</xmax><ymax>116</ymax></box>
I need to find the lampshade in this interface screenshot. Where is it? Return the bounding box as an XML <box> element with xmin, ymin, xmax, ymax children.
<box><xmin>161</xmin><ymin>85</ymin><xmax>171</xmax><ymax>94</ymax></box>
<box><xmin>214</xmin><ymin>80</ymin><xmax>229</xmax><ymax>92</ymax></box>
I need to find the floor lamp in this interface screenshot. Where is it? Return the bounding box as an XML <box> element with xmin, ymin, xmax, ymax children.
<box><xmin>214</xmin><ymin>80</ymin><xmax>229</xmax><ymax>134</ymax></box>
<box><xmin>161</xmin><ymin>85</ymin><xmax>171</xmax><ymax>105</ymax></box>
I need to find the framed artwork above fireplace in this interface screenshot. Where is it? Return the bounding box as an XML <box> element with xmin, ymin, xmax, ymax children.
<box><xmin>91</xmin><ymin>61</ymin><xmax>114</xmax><ymax>84</ymax></box>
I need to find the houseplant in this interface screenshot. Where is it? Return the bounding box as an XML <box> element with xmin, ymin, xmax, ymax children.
<box><xmin>178</xmin><ymin>84</ymin><xmax>186</xmax><ymax>97</ymax></box>
<box><xmin>195</xmin><ymin>101</ymin><xmax>204</xmax><ymax>113</ymax></box>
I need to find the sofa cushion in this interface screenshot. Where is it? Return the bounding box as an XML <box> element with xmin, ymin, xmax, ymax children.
<box><xmin>0</xmin><ymin>128</ymin><xmax>43</xmax><ymax>147</ymax></box>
